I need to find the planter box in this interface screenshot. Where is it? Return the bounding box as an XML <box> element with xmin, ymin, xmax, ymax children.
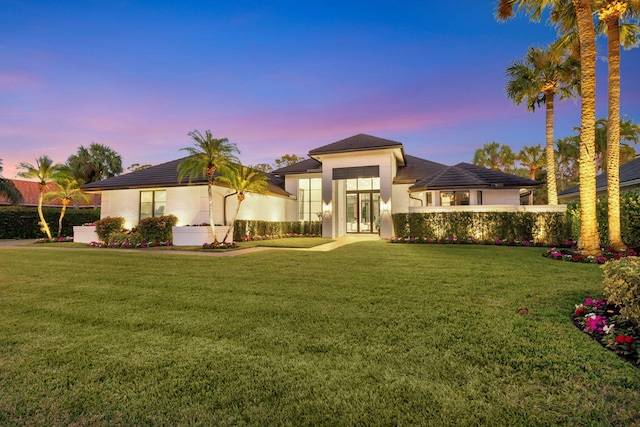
<box><xmin>172</xmin><ymin>226</ymin><xmax>230</xmax><ymax>246</ymax></box>
<box><xmin>73</xmin><ymin>226</ymin><xmax>99</xmax><ymax>244</ymax></box>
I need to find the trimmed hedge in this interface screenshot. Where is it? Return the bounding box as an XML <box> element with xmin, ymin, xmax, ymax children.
<box><xmin>233</xmin><ymin>220</ymin><xmax>322</xmax><ymax>240</ymax></box>
<box><xmin>392</xmin><ymin>211</ymin><xmax>572</xmax><ymax>243</ymax></box>
<box><xmin>135</xmin><ymin>215</ymin><xmax>178</xmax><ymax>243</ymax></box>
<box><xmin>0</xmin><ymin>207</ymin><xmax>100</xmax><ymax>239</ymax></box>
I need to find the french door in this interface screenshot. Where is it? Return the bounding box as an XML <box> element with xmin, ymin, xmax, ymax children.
<box><xmin>346</xmin><ymin>192</ymin><xmax>380</xmax><ymax>233</ymax></box>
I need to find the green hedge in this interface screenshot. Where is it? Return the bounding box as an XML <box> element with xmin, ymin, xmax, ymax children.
<box><xmin>392</xmin><ymin>211</ymin><xmax>572</xmax><ymax>243</ymax></box>
<box><xmin>566</xmin><ymin>191</ymin><xmax>640</xmax><ymax>249</ymax></box>
<box><xmin>0</xmin><ymin>207</ymin><xmax>100</xmax><ymax>239</ymax></box>
<box><xmin>233</xmin><ymin>220</ymin><xmax>322</xmax><ymax>240</ymax></box>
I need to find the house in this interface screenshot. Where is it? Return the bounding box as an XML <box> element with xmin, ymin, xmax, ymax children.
<box><xmin>558</xmin><ymin>156</ymin><xmax>640</xmax><ymax>201</ymax></box>
<box><xmin>81</xmin><ymin>134</ymin><xmax>543</xmax><ymax>239</ymax></box>
<box><xmin>0</xmin><ymin>179</ymin><xmax>99</xmax><ymax>208</ymax></box>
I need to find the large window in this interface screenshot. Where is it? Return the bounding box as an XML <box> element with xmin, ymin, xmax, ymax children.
<box><xmin>440</xmin><ymin>191</ymin><xmax>470</xmax><ymax>206</ymax></box>
<box><xmin>140</xmin><ymin>190</ymin><xmax>166</xmax><ymax>220</ymax></box>
<box><xmin>298</xmin><ymin>178</ymin><xmax>322</xmax><ymax>222</ymax></box>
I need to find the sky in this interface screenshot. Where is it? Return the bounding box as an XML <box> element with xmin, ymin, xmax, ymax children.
<box><xmin>1</xmin><ymin>0</ymin><xmax>639</xmax><ymax>179</ymax></box>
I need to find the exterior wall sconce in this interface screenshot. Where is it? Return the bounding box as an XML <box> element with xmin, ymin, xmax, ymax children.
<box><xmin>381</xmin><ymin>200</ymin><xmax>391</xmax><ymax>213</ymax></box>
<box><xmin>323</xmin><ymin>202</ymin><xmax>332</xmax><ymax>214</ymax></box>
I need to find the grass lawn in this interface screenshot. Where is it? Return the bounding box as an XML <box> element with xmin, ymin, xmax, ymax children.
<box><xmin>1</xmin><ymin>242</ymin><xmax>638</xmax><ymax>425</ymax></box>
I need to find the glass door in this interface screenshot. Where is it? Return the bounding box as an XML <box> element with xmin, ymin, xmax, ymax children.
<box><xmin>346</xmin><ymin>193</ymin><xmax>358</xmax><ymax>232</ymax></box>
<box><xmin>346</xmin><ymin>191</ymin><xmax>380</xmax><ymax>233</ymax></box>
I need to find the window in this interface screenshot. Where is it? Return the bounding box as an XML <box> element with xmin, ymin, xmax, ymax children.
<box><xmin>140</xmin><ymin>190</ymin><xmax>166</xmax><ymax>220</ymax></box>
<box><xmin>298</xmin><ymin>178</ymin><xmax>322</xmax><ymax>222</ymax></box>
<box><xmin>440</xmin><ymin>191</ymin><xmax>470</xmax><ymax>206</ymax></box>
<box><xmin>477</xmin><ymin>190</ymin><xmax>483</xmax><ymax>206</ymax></box>
<box><xmin>426</xmin><ymin>192</ymin><xmax>433</xmax><ymax>206</ymax></box>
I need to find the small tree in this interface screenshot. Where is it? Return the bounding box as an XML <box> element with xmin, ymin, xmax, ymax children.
<box><xmin>45</xmin><ymin>169</ymin><xmax>91</xmax><ymax>238</ymax></box>
<box><xmin>177</xmin><ymin>130</ymin><xmax>240</xmax><ymax>243</ymax></box>
<box><xmin>17</xmin><ymin>156</ymin><xmax>64</xmax><ymax>239</ymax></box>
<box><xmin>217</xmin><ymin>163</ymin><xmax>269</xmax><ymax>242</ymax></box>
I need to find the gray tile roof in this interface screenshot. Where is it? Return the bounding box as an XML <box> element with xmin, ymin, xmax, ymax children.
<box><xmin>308</xmin><ymin>134</ymin><xmax>403</xmax><ymax>156</ymax></box>
<box><xmin>272</xmin><ymin>158</ymin><xmax>322</xmax><ymax>175</ymax></box>
<box><xmin>559</xmin><ymin>156</ymin><xmax>640</xmax><ymax>197</ymax></box>
<box><xmin>394</xmin><ymin>154</ymin><xmax>448</xmax><ymax>183</ymax></box>
<box><xmin>409</xmin><ymin>162</ymin><xmax>540</xmax><ymax>191</ymax></box>
<box><xmin>80</xmin><ymin>157</ymin><xmax>291</xmax><ymax>197</ymax></box>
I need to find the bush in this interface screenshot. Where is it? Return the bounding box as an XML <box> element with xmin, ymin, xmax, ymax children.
<box><xmin>135</xmin><ymin>215</ymin><xmax>178</xmax><ymax>243</ymax></box>
<box><xmin>0</xmin><ymin>207</ymin><xmax>100</xmax><ymax>239</ymax></box>
<box><xmin>233</xmin><ymin>220</ymin><xmax>322</xmax><ymax>240</ymax></box>
<box><xmin>94</xmin><ymin>217</ymin><xmax>125</xmax><ymax>242</ymax></box>
<box><xmin>603</xmin><ymin>257</ymin><xmax>640</xmax><ymax>327</ymax></box>
<box><xmin>391</xmin><ymin>211</ymin><xmax>572</xmax><ymax>243</ymax></box>
<box><xmin>107</xmin><ymin>231</ymin><xmax>144</xmax><ymax>246</ymax></box>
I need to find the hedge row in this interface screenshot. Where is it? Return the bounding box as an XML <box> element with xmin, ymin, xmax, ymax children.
<box><xmin>391</xmin><ymin>211</ymin><xmax>572</xmax><ymax>243</ymax></box>
<box><xmin>233</xmin><ymin>220</ymin><xmax>322</xmax><ymax>240</ymax></box>
<box><xmin>0</xmin><ymin>207</ymin><xmax>100</xmax><ymax>239</ymax></box>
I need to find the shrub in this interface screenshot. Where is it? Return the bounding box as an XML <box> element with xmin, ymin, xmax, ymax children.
<box><xmin>136</xmin><ymin>215</ymin><xmax>178</xmax><ymax>243</ymax></box>
<box><xmin>0</xmin><ymin>207</ymin><xmax>100</xmax><ymax>239</ymax></box>
<box><xmin>603</xmin><ymin>257</ymin><xmax>640</xmax><ymax>327</ymax></box>
<box><xmin>94</xmin><ymin>217</ymin><xmax>125</xmax><ymax>242</ymax></box>
<box><xmin>107</xmin><ymin>231</ymin><xmax>144</xmax><ymax>246</ymax></box>
<box><xmin>233</xmin><ymin>220</ymin><xmax>321</xmax><ymax>240</ymax></box>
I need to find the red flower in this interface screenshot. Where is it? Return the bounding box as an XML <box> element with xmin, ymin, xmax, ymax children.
<box><xmin>625</xmin><ymin>336</ymin><xmax>634</xmax><ymax>344</ymax></box>
<box><xmin>575</xmin><ymin>307</ymin><xmax>586</xmax><ymax>316</ymax></box>
<box><xmin>616</xmin><ymin>335</ymin><xmax>626</xmax><ymax>343</ymax></box>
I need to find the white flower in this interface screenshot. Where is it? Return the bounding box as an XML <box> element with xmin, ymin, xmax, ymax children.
<box><xmin>586</xmin><ymin>313</ymin><xmax>597</xmax><ymax>319</ymax></box>
<box><xmin>603</xmin><ymin>324</ymin><xmax>615</xmax><ymax>334</ymax></box>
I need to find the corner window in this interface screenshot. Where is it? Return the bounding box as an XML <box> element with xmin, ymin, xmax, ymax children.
<box><xmin>298</xmin><ymin>178</ymin><xmax>322</xmax><ymax>222</ymax></box>
<box><xmin>440</xmin><ymin>191</ymin><xmax>470</xmax><ymax>206</ymax></box>
<box><xmin>140</xmin><ymin>190</ymin><xmax>166</xmax><ymax>220</ymax></box>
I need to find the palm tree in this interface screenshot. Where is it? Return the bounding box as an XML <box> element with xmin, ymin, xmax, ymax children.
<box><xmin>0</xmin><ymin>159</ymin><xmax>22</xmax><ymax>205</ymax></box>
<box><xmin>17</xmin><ymin>156</ymin><xmax>64</xmax><ymax>239</ymax></box>
<box><xmin>505</xmin><ymin>47</ymin><xmax>580</xmax><ymax>205</ymax></box>
<box><xmin>472</xmin><ymin>142</ymin><xmax>515</xmax><ymax>172</ymax></box>
<box><xmin>498</xmin><ymin>0</ymin><xmax>601</xmax><ymax>255</ymax></box>
<box><xmin>67</xmin><ymin>143</ymin><xmax>123</xmax><ymax>183</ymax></box>
<box><xmin>592</xmin><ymin>117</ymin><xmax>640</xmax><ymax>173</ymax></box>
<box><xmin>216</xmin><ymin>163</ymin><xmax>269</xmax><ymax>243</ymax></box>
<box><xmin>44</xmin><ymin>169</ymin><xmax>91</xmax><ymax>238</ymax></box>
<box><xmin>555</xmin><ymin>136</ymin><xmax>580</xmax><ymax>190</ymax></box>
<box><xmin>517</xmin><ymin>145</ymin><xmax>546</xmax><ymax>204</ymax></box>
<box><xmin>177</xmin><ymin>130</ymin><xmax>240</xmax><ymax>243</ymax></box>
<box><xmin>598</xmin><ymin>1</ymin><xmax>639</xmax><ymax>251</ymax></box>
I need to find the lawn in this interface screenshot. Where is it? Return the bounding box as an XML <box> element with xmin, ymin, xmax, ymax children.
<box><xmin>0</xmin><ymin>242</ymin><xmax>638</xmax><ymax>425</ymax></box>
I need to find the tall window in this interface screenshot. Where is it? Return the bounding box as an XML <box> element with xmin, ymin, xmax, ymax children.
<box><xmin>440</xmin><ymin>191</ymin><xmax>470</xmax><ymax>206</ymax></box>
<box><xmin>477</xmin><ymin>190</ymin><xmax>483</xmax><ymax>206</ymax></box>
<box><xmin>298</xmin><ymin>178</ymin><xmax>322</xmax><ymax>222</ymax></box>
<box><xmin>140</xmin><ymin>190</ymin><xmax>166</xmax><ymax>220</ymax></box>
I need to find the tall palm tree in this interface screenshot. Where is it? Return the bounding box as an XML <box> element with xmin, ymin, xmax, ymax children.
<box><xmin>498</xmin><ymin>0</ymin><xmax>601</xmax><ymax>255</ymax></box>
<box><xmin>44</xmin><ymin>169</ymin><xmax>91</xmax><ymax>238</ymax></box>
<box><xmin>216</xmin><ymin>163</ymin><xmax>269</xmax><ymax>243</ymax></box>
<box><xmin>505</xmin><ymin>47</ymin><xmax>580</xmax><ymax>205</ymax></box>
<box><xmin>17</xmin><ymin>156</ymin><xmax>64</xmax><ymax>239</ymax></box>
<box><xmin>177</xmin><ymin>130</ymin><xmax>239</xmax><ymax>242</ymax></box>
<box><xmin>517</xmin><ymin>145</ymin><xmax>546</xmax><ymax>204</ymax></box>
<box><xmin>0</xmin><ymin>159</ymin><xmax>22</xmax><ymax>205</ymax></box>
<box><xmin>598</xmin><ymin>0</ymin><xmax>640</xmax><ymax>251</ymax></box>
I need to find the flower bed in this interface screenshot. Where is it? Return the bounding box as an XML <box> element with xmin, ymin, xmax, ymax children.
<box><xmin>543</xmin><ymin>247</ymin><xmax>637</xmax><ymax>264</ymax></box>
<box><xmin>573</xmin><ymin>298</ymin><xmax>639</xmax><ymax>367</ymax></box>
<box><xmin>89</xmin><ymin>241</ymin><xmax>172</xmax><ymax>249</ymax></box>
<box><xmin>238</xmin><ymin>233</ymin><xmax>318</xmax><ymax>242</ymax></box>
<box><xmin>35</xmin><ymin>236</ymin><xmax>74</xmax><ymax>243</ymax></box>
<box><xmin>202</xmin><ymin>241</ymin><xmax>237</xmax><ymax>250</ymax></box>
<box><xmin>387</xmin><ymin>236</ymin><xmax>575</xmax><ymax>248</ymax></box>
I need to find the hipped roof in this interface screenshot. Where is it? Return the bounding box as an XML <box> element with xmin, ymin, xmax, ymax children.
<box><xmin>409</xmin><ymin>163</ymin><xmax>540</xmax><ymax>191</ymax></box>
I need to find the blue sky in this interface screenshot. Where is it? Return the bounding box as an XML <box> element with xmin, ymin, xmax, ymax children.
<box><xmin>1</xmin><ymin>0</ymin><xmax>639</xmax><ymax>177</ymax></box>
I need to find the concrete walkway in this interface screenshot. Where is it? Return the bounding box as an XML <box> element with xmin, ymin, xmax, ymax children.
<box><xmin>0</xmin><ymin>234</ymin><xmax>382</xmax><ymax>256</ymax></box>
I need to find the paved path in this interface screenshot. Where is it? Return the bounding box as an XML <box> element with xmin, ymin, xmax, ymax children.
<box><xmin>0</xmin><ymin>234</ymin><xmax>382</xmax><ymax>256</ymax></box>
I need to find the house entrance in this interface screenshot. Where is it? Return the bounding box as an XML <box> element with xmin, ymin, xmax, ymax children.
<box><xmin>346</xmin><ymin>192</ymin><xmax>380</xmax><ymax>233</ymax></box>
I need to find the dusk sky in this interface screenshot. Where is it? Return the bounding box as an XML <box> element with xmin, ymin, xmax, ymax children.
<box><xmin>2</xmin><ymin>1</ymin><xmax>639</xmax><ymax>178</ymax></box>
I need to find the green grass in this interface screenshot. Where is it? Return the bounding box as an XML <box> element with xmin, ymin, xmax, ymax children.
<box><xmin>1</xmin><ymin>242</ymin><xmax>638</xmax><ymax>425</ymax></box>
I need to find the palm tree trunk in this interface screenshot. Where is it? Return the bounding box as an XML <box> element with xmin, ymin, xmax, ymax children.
<box><xmin>37</xmin><ymin>192</ymin><xmax>52</xmax><ymax>239</ymax></box>
<box><xmin>223</xmin><ymin>195</ymin><xmax>243</xmax><ymax>243</ymax></box>
<box><xmin>605</xmin><ymin>14</ymin><xmax>626</xmax><ymax>250</ymax></box>
<box><xmin>573</xmin><ymin>0</ymin><xmax>601</xmax><ymax>255</ymax></box>
<box><xmin>207</xmin><ymin>182</ymin><xmax>217</xmax><ymax>243</ymax></box>
<box><xmin>58</xmin><ymin>200</ymin><xmax>69</xmax><ymax>238</ymax></box>
<box><xmin>545</xmin><ymin>91</ymin><xmax>558</xmax><ymax>205</ymax></box>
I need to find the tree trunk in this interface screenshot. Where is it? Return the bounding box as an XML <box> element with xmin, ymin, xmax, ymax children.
<box><xmin>207</xmin><ymin>181</ymin><xmax>217</xmax><ymax>243</ymax></box>
<box><xmin>223</xmin><ymin>194</ymin><xmax>244</xmax><ymax>243</ymax></box>
<box><xmin>573</xmin><ymin>0</ymin><xmax>601</xmax><ymax>255</ymax></box>
<box><xmin>37</xmin><ymin>191</ymin><xmax>52</xmax><ymax>239</ymax></box>
<box><xmin>545</xmin><ymin>91</ymin><xmax>558</xmax><ymax>205</ymax></box>
<box><xmin>605</xmin><ymin>14</ymin><xmax>626</xmax><ymax>250</ymax></box>
<box><xmin>58</xmin><ymin>200</ymin><xmax>69</xmax><ymax>238</ymax></box>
